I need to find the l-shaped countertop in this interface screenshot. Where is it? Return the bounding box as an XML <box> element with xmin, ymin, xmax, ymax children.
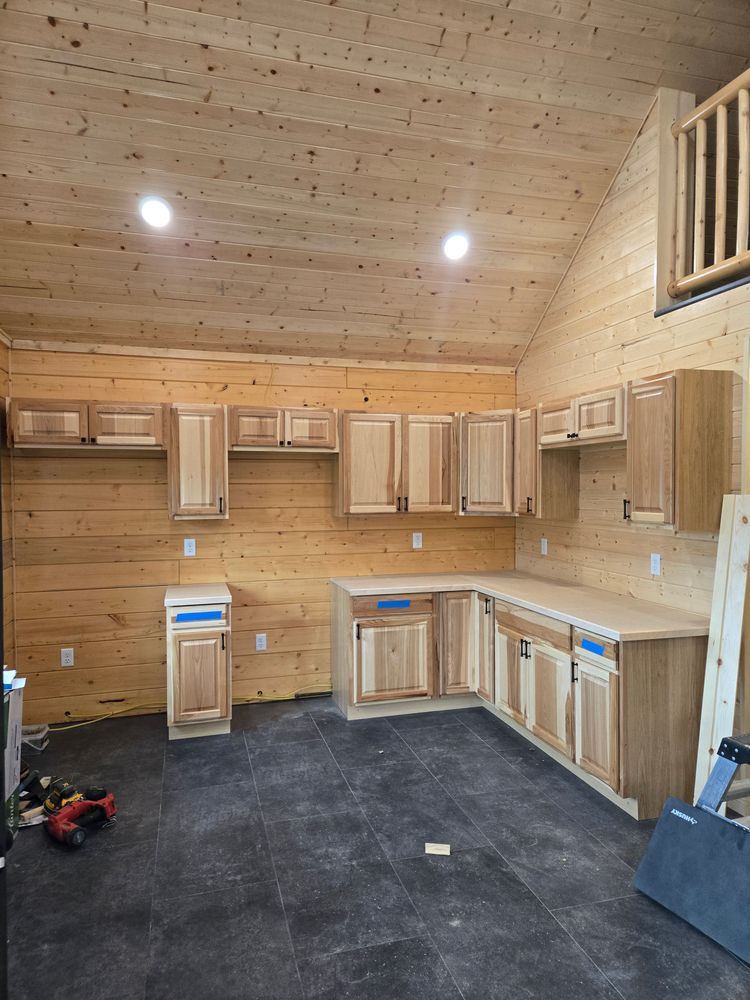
<box><xmin>331</xmin><ymin>570</ymin><xmax>710</xmax><ymax>643</ymax></box>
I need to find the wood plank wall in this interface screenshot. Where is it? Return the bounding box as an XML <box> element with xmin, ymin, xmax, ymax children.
<box><xmin>0</xmin><ymin>341</ymin><xmax>13</xmax><ymax>667</ymax></box>
<box><xmin>516</xmin><ymin>101</ymin><xmax>748</xmax><ymax>615</ymax></box>
<box><xmin>9</xmin><ymin>347</ymin><xmax>515</xmax><ymax>723</ymax></box>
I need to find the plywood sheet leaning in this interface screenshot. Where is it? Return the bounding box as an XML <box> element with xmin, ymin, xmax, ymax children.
<box><xmin>694</xmin><ymin>494</ymin><xmax>750</xmax><ymax>802</ymax></box>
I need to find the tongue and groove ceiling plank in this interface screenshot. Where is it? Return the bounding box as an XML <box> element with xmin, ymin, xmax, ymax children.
<box><xmin>0</xmin><ymin>0</ymin><xmax>748</xmax><ymax>364</ymax></box>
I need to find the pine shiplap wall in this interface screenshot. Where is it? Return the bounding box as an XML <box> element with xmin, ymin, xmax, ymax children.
<box><xmin>516</xmin><ymin>101</ymin><xmax>749</xmax><ymax>615</ymax></box>
<box><xmin>10</xmin><ymin>347</ymin><xmax>514</xmax><ymax>723</ymax></box>
<box><xmin>0</xmin><ymin>341</ymin><xmax>13</xmax><ymax>666</ymax></box>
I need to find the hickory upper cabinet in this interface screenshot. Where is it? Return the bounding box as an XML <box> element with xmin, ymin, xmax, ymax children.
<box><xmin>624</xmin><ymin>370</ymin><xmax>732</xmax><ymax>532</ymax></box>
<box><xmin>9</xmin><ymin>399</ymin><xmax>166</xmax><ymax>448</ymax></box>
<box><xmin>10</xmin><ymin>399</ymin><xmax>89</xmax><ymax>446</ymax></box>
<box><xmin>89</xmin><ymin>403</ymin><xmax>165</xmax><ymax>448</ymax></box>
<box><xmin>338</xmin><ymin>412</ymin><xmax>456</xmax><ymax>515</ymax></box>
<box><xmin>229</xmin><ymin>406</ymin><xmax>337</xmax><ymax>451</ymax></box>
<box><xmin>460</xmin><ymin>411</ymin><xmax>513</xmax><ymax>515</ymax></box>
<box><xmin>539</xmin><ymin>386</ymin><xmax>625</xmax><ymax>447</ymax></box>
<box><xmin>514</xmin><ymin>408</ymin><xmax>537</xmax><ymax>516</ymax></box>
<box><xmin>168</xmin><ymin>404</ymin><xmax>228</xmax><ymax>519</ymax></box>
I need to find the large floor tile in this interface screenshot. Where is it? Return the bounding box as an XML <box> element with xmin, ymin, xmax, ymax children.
<box><xmin>417</xmin><ymin>743</ymin><xmax>531</xmax><ymax>798</ymax></box>
<box><xmin>457</xmin><ymin>786</ymin><xmax>635</xmax><ymax>909</ymax></box>
<box><xmin>387</xmin><ymin>710</ymin><xmax>467</xmax><ymax>733</ymax></box>
<box><xmin>456</xmin><ymin>708</ymin><xmax>530</xmax><ymax>753</ymax></box>
<box><xmin>395</xmin><ymin>847</ymin><xmax>621</xmax><ymax>1000</ymax></box>
<box><xmin>255</xmin><ymin>764</ymin><xmax>357</xmax><ymax>823</ymax></box>
<box><xmin>397</xmin><ymin>722</ymin><xmax>486</xmax><ymax>752</ymax></box>
<box><xmin>346</xmin><ymin>760</ymin><xmax>488</xmax><ymax>859</ymax></box>
<box><xmin>249</xmin><ymin>740</ymin><xmax>336</xmax><ymax>786</ymax></box>
<box><xmin>147</xmin><ymin>882</ymin><xmax>302</xmax><ymax>1000</ymax></box>
<box><xmin>297</xmin><ymin>937</ymin><xmax>463</xmax><ymax>1000</ymax></box>
<box><xmin>280</xmin><ymin>860</ymin><xmax>424</xmax><ymax>960</ymax></box>
<box><xmin>266</xmin><ymin>808</ymin><xmax>385</xmax><ymax>875</ymax></box>
<box><xmin>163</xmin><ymin>731</ymin><xmax>252</xmax><ymax>789</ymax></box>
<box><xmin>154</xmin><ymin>781</ymin><xmax>273</xmax><ymax>899</ymax></box>
<box><xmin>557</xmin><ymin>894</ymin><xmax>750</xmax><ymax>1000</ymax></box>
<box><xmin>244</xmin><ymin>713</ymin><xmax>322</xmax><ymax>747</ymax></box>
<box><xmin>316</xmin><ymin>718</ymin><xmax>415</xmax><ymax>768</ymax></box>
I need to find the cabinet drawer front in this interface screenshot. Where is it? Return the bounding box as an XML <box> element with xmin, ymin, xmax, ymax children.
<box><xmin>495</xmin><ymin>601</ymin><xmax>571</xmax><ymax>651</ymax></box>
<box><xmin>352</xmin><ymin>593</ymin><xmax>433</xmax><ymax>617</ymax></box>
<box><xmin>169</xmin><ymin>604</ymin><xmax>230</xmax><ymax>630</ymax></box>
<box><xmin>573</xmin><ymin>628</ymin><xmax>618</xmax><ymax>668</ymax></box>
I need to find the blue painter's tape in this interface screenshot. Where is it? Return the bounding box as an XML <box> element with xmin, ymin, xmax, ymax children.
<box><xmin>175</xmin><ymin>610</ymin><xmax>223</xmax><ymax>623</ymax></box>
<box><xmin>581</xmin><ymin>637</ymin><xmax>605</xmax><ymax>656</ymax></box>
<box><xmin>377</xmin><ymin>599</ymin><xmax>411</xmax><ymax>609</ymax></box>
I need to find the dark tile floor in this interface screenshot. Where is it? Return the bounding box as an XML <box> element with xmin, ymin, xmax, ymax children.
<box><xmin>6</xmin><ymin>699</ymin><xmax>750</xmax><ymax>1000</ymax></box>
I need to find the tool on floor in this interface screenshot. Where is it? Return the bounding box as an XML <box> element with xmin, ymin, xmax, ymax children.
<box><xmin>46</xmin><ymin>787</ymin><xmax>117</xmax><ymax>847</ymax></box>
<box><xmin>634</xmin><ymin>733</ymin><xmax>750</xmax><ymax>963</ymax></box>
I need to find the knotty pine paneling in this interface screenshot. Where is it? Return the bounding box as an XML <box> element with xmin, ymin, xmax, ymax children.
<box><xmin>516</xmin><ymin>102</ymin><xmax>748</xmax><ymax>615</ymax></box>
<box><xmin>11</xmin><ymin>348</ymin><xmax>515</xmax><ymax>723</ymax></box>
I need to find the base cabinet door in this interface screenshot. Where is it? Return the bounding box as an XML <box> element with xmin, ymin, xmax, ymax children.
<box><xmin>495</xmin><ymin>625</ymin><xmax>526</xmax><ymax>725</ymax></box>
<box><xmin>11</xmin><ymin>399</ymin><xmax>88</xmax><ymax>446</ymax></box>
<box><xmin>89</xmin><ymin>403</ymin><xmax>165</xmax><ymax>447</ymax></box>
<box><xmin>575</xmin><ymin>659</ymin><xmax>619</xmax><ymax>789</ymax></box>
<box><xmin>169</xmin><ymin>405</ymin><xmax>228</xmax><ymax>518</ymax></box>
<box><xmin>439</xmin><ymin>591</ymin><xmax>473</xmax><ymax>695</ymax></box>
<box><xmin>355</xmin><ymin>614</ymin><xmax>433</xmax><ymax>703</ymax></box>
<box><xmin>460</xmin><ymin>412</ymin><xmax>513</xmax><ymax>514</ymax></box>
<box><xmin>170</xmin><ymin>629</ymin><xmax>229</xmax><ymax>725</ymax></box>
<box><xmin>527</xmin><ymin>641</ymin><xmax>574</xmax><ymax>759</ymax></box>
<box><xmin>476</xmin><ymin>595</ymin><xmax>494</xmax><ymax>703</ymax></box>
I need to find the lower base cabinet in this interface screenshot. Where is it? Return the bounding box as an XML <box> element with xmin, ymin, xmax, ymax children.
<box><xmin>574</xmin><ymin>657</ymin><xmax>619</xmax><ymax>787</ymax></box>
<box><xmin>527</xmin><ymin>641</ymin><xmax>574</xmax><ymax>760</ymax></box>
<box><xmin>476</xmin><ymin>594</ymin><xmax>495</xmax><ymax>702</ymax></box>
<box><xmin>355</xmin><ymin>614</ymin><xmax>434</xmax><ymax>703</ymax></box>
<box><xmin>495</xmin><ymin>626</ymin><xmax>526</xmax><ymax>725</ymax></box>
<box><xmin>439</xmin><ymin>591</ymin><xmax>474</xmax><ymax>695</ymax></box>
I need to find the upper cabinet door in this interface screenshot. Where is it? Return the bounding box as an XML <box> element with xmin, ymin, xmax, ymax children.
<box><xmin>514</xmin><ymin>408</ymin><xmax>538</xmax><ymax>515</ymax></box>
<box><xmin>285</xmin><ymin>408</ymin><xmax>337</xmax><ymax>449</ymax></box>
<box><xmin>573</xmin><ymin>387</ymin><xmax>625</xmax><ymax>442</ymax></box>
<box><xmin>538</xmin><ymin>401</ymin><xmax>574</xmax><ymax>445</ymax></box>
<box><xmin>229</xmin><ymin>407</ymin><xmax>283</xmax><ymax>448</ymax></box>
<box><xmin>89</xmin><ymin>403</ymin><xmax>165</xmax><ymax>448</ymax></box>
<box><xmin>460</xmin><ymin>412</ymin><xmax>513</xmax><ymax>515</ymax></box>
<box><xmin>403</xmin><ymin>414</ymin><xmax>456</xmax><ymax>513</ymax></box>
<box><xmin>11</xmin><ymin>400</ymin><xmax>88</xmax><ymax>446</ymax></box>
<box><xmin>626</xmin><ymin>376</ymin><xmax>675</xmax><ymax>525</ymax></box>
<box><xmin>169</xmin><ymin>405</ymin><xmax>228</xmax><ymax>518</ymax></box>
<box><xmin>340</xmin><ymin>413</ymin><xmax>402</xmax><ymax>514</ymax></box>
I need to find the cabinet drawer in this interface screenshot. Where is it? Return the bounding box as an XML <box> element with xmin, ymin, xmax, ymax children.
<box><xmin>573</xmin><ymin>628</ymin><xmax>618</xmax><ymax>669</ymax></box>
<box><xmin>168</xmin><ymin>604</ymin><xmax>230</xmax><ymax>630</ymax></box>
<box><xmin>351</xmin><ymin>593</ymin><xmax>433</xmax><ymax>617</ymax></box>
<box><xmin>495</xmin><ymin>601</ymin><xmax>571</xmax><ymax>652</ymax></box>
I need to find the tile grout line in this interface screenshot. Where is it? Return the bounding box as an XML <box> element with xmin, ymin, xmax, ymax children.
<box><xmin>310</xmin><ymin>713</ymin><xmax>470</xmax><ymax>1000</ymax></box>
<box><xmin>243</xmin><ymin>729</ymin><xmax>307</xmax><ymax>1000</ymax></box>
<box><xmin>387</xmin><ymin>714</ymin><xmax>629</xmax><ymax>1000</ymax></box>
<box><xmin>143</xmin><ymin>737</ymin><xmax>169</xmax><ymax>1000</ymax></box>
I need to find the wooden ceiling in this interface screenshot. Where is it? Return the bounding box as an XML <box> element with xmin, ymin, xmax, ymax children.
<box><xmin>1</xmin><ymin>1</ymin><xmax>749</xmax><ymax>366</ymax></box>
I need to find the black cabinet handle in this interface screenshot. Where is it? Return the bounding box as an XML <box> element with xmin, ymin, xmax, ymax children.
<box><xmin>356</xmin><ymin>623</ymin><xmax>361</xmax><ymax>640</ymax></box>
<box><xmin>219</xmin><ymin>496</ymin><xmax>224</xmax><ymax>514</ymax></box>
<box><xmin>623</xmin><ymin>499</ymin><xmax>631</xmax><ymax>521</ymax></box>
<box><xmin>279</xmin><ymin>440</ymin><xmax>284</xmax><ymax>447</ymax></box>
<box><xmin>571</xmin><ymin>661</ymin><xmax>577</xmax><ymax>683</ymax></box>
<box><xmin>461</xmin><ymin>496</ymin><xmax>467</xmax><ymax>512</ymax></box>
<box><xmin>397</xmin><ymin>496</ymin><xmax>401</xmax><ymax>512</ymax></box>
<box><xmin>484</xmin><ymin>597</ymin><xmax>491</xmax><ymax>615</ymax></box>
<box><xmin>221</xmin><ymin>632</ymin><xmax>226</xmax><ymax>651</ymax></box>
<box><xmin>80</xmin><ymin>436</ymin><xmax>87</xmax><ymax>443</ymax></box>
<box><xmin>404</xmin><ymin>496</ymin><xmax>409</xmax><ymax>512</ymax></box>
<box><xmin>286</xmin><ymin>440</ymin><xmax>292</xmax><ymax>446</ymax></box>
<box><xmin>526</xmin><ymin>497</ymin><xmax>532</xmax><ymax>514</ymax></box>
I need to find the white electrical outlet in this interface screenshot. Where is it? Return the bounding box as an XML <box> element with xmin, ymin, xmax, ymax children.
<box><xmin>60</xmin><ymin>647</ymin><xmax>75</xmax><ymax>668</ymax></box>
<box><xmin>412</xmin><ymin>532</ymin><xmax>423</xmax><ymax>550</ymax></box>
<box><xmin>183</xmin><ymin>538</ymin><xmax>196</xmax><ymax>557</ymax></box>
<box><xmin>255</xmin><ymin>633</ymin><xmax>267</xmax><ymax>652</ymax></box>
<box><xmin>650</xmin><ymin>552</ymin><xmax>661</xmax><ymax>576</ymax></box>
<box><xmin>540</xmin><ymin>537</ymin><xmax>548</xmax><ymax>556</ymax></box>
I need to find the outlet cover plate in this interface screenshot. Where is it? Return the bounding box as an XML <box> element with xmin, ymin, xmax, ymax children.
<box><xmin>183</xmin><ymin>538</ymin><xmax>196</xmax><ymax>557</ymax></box>
<box><xmin>650</xmin><ymin>553</ymin><xmax>661</xmax><ymax>576</ymax></box>
<box><xmin>412</xmin><ymin>532</ymin><xmax>423</xmax><ymax>550</ymax></box>
<box><xmin>255</xmin><ymin>633</ymin><xmax>267</xmax><ymax>652</ymax></box>
<box><xmin>540</xmin><ymin>538</ymin><xmax>548</xmax><ymax>556</ymax></box>
<box><xmin>60</xmin><ymin>647</ymin><xmax>75</xmax><ymax>668</ymax></box>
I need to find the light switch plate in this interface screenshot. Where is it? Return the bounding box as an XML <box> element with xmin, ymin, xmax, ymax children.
<box><xmin>255</xmin><ymin>633</ymin><xmax>267</xmax><ymax>652</ymax></box>
<box><xmin>650</xmin><ymin>552</ymin><xmax>661</xmax><ymax>576</ymax></box>
<box><xmin>60</xmin><ymin>647</ymin><xmax>75</xmax><ymax>668</ymax></box>
<box><xmin>540</xmin><ymin>537</ymin><xmax>548</xmax><ymax>556</ymax></box>
<box><xmin>412</xmin><ymin>532</ymin><xmax>423</xmax><ymax>550</ymax></box>
<box><xmin>183</xmin><ymin>538</ymin><xmax>196</xmax><ymax>557</ymax></box>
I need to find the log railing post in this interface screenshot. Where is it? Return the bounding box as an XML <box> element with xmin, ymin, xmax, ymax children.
<box><xmin>693</xmin><ymin>118</ymin><xmax>707</xmax><ymax>274</ymax></box>
<box><xmin>738</xmin><ymin>88</ymin><xmax>750</xmax><ymax>256</ymax></box>
<box><xmin>675</xmin><ymin>131</ymin><xmax>690</xmax><ymax>282</ymax></box>
<box><xmin>714</xmin><ymin>104</ymin><xmax>729</xmax><ymax>266</ymax></box>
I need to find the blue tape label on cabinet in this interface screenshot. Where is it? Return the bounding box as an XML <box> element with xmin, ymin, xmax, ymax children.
<box><xmin>581</xmin><ymin>637</ymin><xmax>605</xmax><ymax>656</ymax></box>
<box><xmin>377</xmin><ymin>599</ymin><xmax>411</xmax><ymax>609</ymax></box>
<box><xmin>175</xmin><ymin>610</ymin><xmax>223</xmax><ymax>622</ymax></box>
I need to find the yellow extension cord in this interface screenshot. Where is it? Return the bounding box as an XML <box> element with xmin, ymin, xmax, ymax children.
<box><xmin>48</xmin><ymin>684</ymin><xmax>332</xmax><ymax>732</ymax></box>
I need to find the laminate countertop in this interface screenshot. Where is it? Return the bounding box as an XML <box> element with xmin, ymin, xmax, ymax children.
<box><xmin>330</xmin><ymin>571</ymin><xmax>709</xmax><ymax>642</ymax></box>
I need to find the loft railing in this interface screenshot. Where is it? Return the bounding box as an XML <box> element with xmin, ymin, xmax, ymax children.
<box><xmin>668</xmin><ymin>70</ymin><xmax>750</xmax><ymax>299</ymax></box>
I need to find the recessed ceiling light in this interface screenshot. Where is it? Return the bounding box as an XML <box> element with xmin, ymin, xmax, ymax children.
<box><xmin>442</xmin><ymin>232</ymin><xmax>470</xmax><ymax>260</ymax></box>
<box><xmin>139</xmin><ymin>196</ymin><xmax>172</xmax><ymax>228</ymax></box>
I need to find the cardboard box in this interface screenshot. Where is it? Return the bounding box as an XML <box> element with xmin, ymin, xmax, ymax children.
<box><xmin>4</xmin><ymin>671</ymin><xmax>26</xmax><ymax>841</ymax></box>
